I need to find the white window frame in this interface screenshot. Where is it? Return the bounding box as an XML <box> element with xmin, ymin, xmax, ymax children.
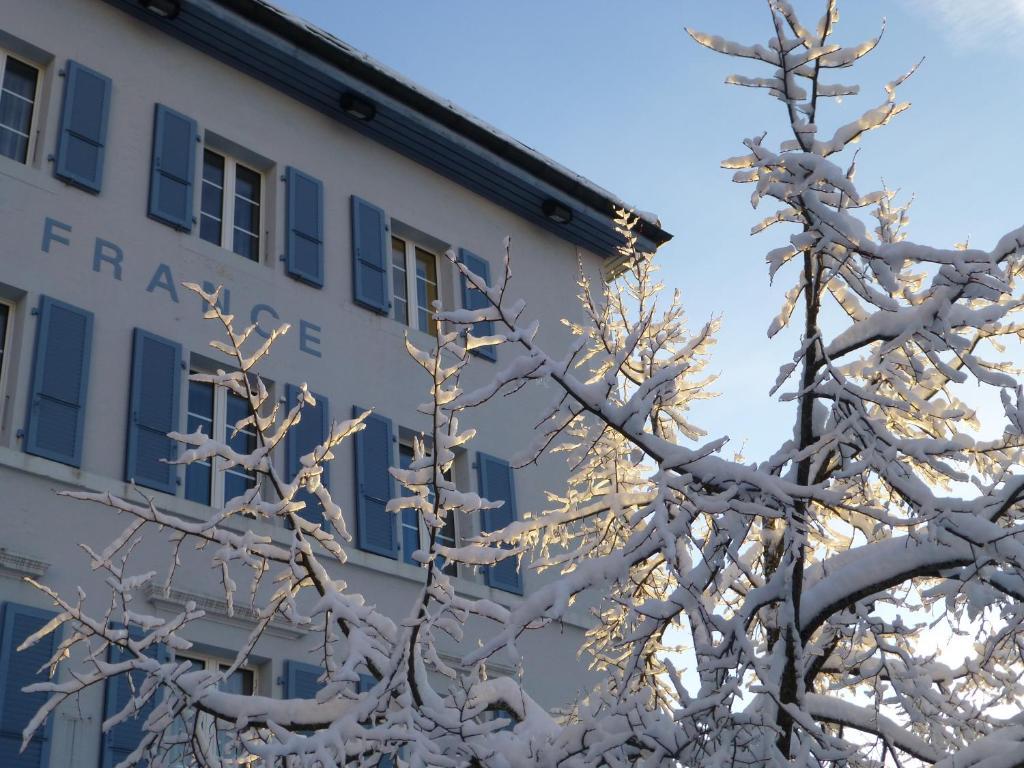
<box><xmin>185</xmin><ymin>371</ymin><xmax>259</xmax><ymax>507</ymax></box>
<box><xmin>167</xmin><ymin>651</ymin><xmax>259</xmax><ymax>765</ymax></box>
<box><xmin>0</xmin><ymin>48</ymin><xmax>42</xmax><ymax>166</ymax></box>
<box><xmin>391</xmin><ymin>236</ymin><xmax>441</xmax><ymax>337</ymax></box>
<box><xmin>174</xmin><ymin>650</ymin><xmax>259</xmax><ymax>692</ymax></box>
<box><xmin>199</xmin><ymin>148</ymin><xmax>264</xmax><ymax>262</ymax></box>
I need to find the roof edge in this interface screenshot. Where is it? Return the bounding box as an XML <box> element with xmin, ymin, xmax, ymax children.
<box><xmin>214</xmin><ymin>0</ymin><xmax>673</xmax><ymax>249</ymax></box>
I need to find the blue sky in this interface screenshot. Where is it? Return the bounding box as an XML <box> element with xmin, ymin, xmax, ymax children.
<box><xmin>276</xmin><ymin>0</ymin><xmax>1023</xmax><ymax>459</ymax></box>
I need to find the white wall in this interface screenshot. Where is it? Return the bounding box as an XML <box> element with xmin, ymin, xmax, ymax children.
<box><xmin>0</xmin><ymin>1</ymin><xmax>610</xmax><ymax>762</ymax></box>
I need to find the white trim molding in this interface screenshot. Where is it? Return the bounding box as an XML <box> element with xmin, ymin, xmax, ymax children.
<box><xmin>0</xmin><ymin>547</ymin><xmax>49</xmax><ymax>580</ymax></box>
<box><xmin>145</xmin><ymin>583</ymin><xmax>306</xmax><ymax>640</ymax></box>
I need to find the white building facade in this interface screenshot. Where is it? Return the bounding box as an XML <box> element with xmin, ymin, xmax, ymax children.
<box><xmin>0</xmin><ymin>1</ymin><xmax>670</xmax><ymax>766</ymax></box>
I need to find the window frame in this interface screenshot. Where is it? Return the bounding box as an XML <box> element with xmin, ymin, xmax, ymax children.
<box><xmin>174</xmin><ymin>650</ymin><xmax>258</xmax><ymax>694</ymax></box>
<box><xmin>199</xmin><ymin>148</ymin><xmax>264</xmax><ymax>263</ymax></box>
<box><xmin>184</xmin><ymin>370</ymin><xmax>259</xmax><ymax>508</ymax></box>
<box><xmin>167</xmin><ymin>650</ymin><xmax>259</xmax><ymax>764</ymax></box>
<box><xmin>398</xmin><ymin>440</ymin><xmax>459</xmax><ymax>577</ymax></box>
<box><xmin>0</xmin><ymin>47</ymin><xmax>41</xmax><ymax>166</ymax></box>
<box><xmin>390</xmin><ymin>235</ymin><xmax>441</xmax><ymax>337</ymax></box>
<box><xmin>0</xmin><ymin>300</ymin><xmax>13</xmax><ymax>417</ymax></box>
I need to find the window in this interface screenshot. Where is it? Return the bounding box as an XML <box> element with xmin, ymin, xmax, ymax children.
<box><xmin>177</xmin><ymin>653</ymin><xmax>256</xmax><ymax>695</ymax></box>
<box><xmin>0</xmin><ymin>51</ymin><xmax>39</xmax><ymax>164</ymax></box>
<box><xmin>184</xmin><ymin>375</ymin><xmax>257</xmax><ymax>506</ymax></box>
<box><xmin>391</xmin><ymin>236</ymin><xmax>439</xmax><ymax>336</ymax></box>
<box><xmin>168</xmin><ymin>652</ymin><xmax>258</xmax><ymax>766</ymax></box>
<box><xmin>200</xmin><ymin>149</ymin><xmax>262</xmax><ymax>261</ymax></box>
<box><xmin>398</xmin><ymin>442</ymin><xmax>457</xmax><ymax>577</ymax></box>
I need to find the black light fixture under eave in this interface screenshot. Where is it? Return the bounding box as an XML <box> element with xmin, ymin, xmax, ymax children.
<box><xmin>138</xmin><ymin>0</ymin><xmax>181</xmax><ymax>18</ymax></box>
<box><xmin>542</xmin><ymin>198</ymin><xmax>573</xmax><ymax>225</ymax></box>
<box><xmin>340</xmin><ymin>91</ymin><xmax>376</xmax><ymax>121</ymax></box>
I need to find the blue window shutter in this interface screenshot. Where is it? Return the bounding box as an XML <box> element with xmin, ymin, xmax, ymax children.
<box><xmin>125</xmin><ymin>328</ymin><xmax>182</xmax><ymax>494</ymax></box>
<box><xmin>354</xmin><ymin>407</ymin><xmax>397</xmax><ymax>558</ymax></box>
<box><xmin>458</xmin><ymin>249</ymin><xmax>497</xmax><ymax>362</ymax></box>
<box><xmin>285</xmin><ymin>167</ymin><xmax>324</xmax><ymax>287</ymax></box>
<box><xmin>0</xmin><ymin>603</ymin><xmax>60</xmax><ymax>768</ymax></box>
<box><xmin>351</xmin><ymin>196</ymin><xmax>390</xmax><ymax>314</ymax></box>
<box><xmin>54</xmin><ymin>60</ymin><xmax>112</xmax><ymax>194</ymax></box>
<box><xmin>285</xmin><ymin>383</ymin><xmax>330</xmax><ymax>527</ymax></box>
<box><xmin>99</xmin><ymin>628</ymin><xmax>167</xmax><ymax>768</ymax></box>
<box><xmin>477</xmin><ymin>453</ymin><xmax>523</xmax><ymax>594</ymax></box>
<box><xmin>148</xmin><ymin>104</ymin><xmax>197</xmax><ymax>231</ymax></box>
<box><xmin>24</xmin><ymin>295</ymin><xmax>94</xmax><ymax>467</ymax></box>
<box><xmin>283</xmin><ymin>660</ymin><xmax>323</xmax><ymax>699</ymax></box>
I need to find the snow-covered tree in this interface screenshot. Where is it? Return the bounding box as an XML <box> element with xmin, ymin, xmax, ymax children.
<box><xmin>17</xmin><ymin>1</ymin><xmax>1024</xmax><ymax>766</ymax></box>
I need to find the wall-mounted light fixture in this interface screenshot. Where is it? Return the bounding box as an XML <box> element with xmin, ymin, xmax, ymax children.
<box><xmin>138</xmin><ymin>0</ymin><xmax>181</xmax><ymax>18</ymax></box>
<box><xmin>340</xmin><ymin>91</ymin><xmax>376</xmax><ymax>121</ymax></box>
<box><xmin>542</xmin><ymin>198</ymin><xmax>573</xmax><ymax>225</ymax></box>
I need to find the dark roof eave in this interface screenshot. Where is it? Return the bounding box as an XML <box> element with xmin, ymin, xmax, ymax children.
<box><xmin>211</xmin><ymin>0</ymin><xmax>673</xmax><ymax>250</ymax></box>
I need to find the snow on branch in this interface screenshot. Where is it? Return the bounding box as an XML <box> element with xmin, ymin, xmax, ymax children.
<box><xmin>16</xmin><ymin>3</ymin><xmax>1024</xmax><ymax>767</ymax></box>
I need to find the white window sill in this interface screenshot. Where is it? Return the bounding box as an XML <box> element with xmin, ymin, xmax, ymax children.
<box><xmin>182</xmin><ymin>237</ymin><xmax>271</xmax><ymax>276</ymax></box>
<box><xmin>0</xmin><ymin>157</ymin><xmax>59</xmax><ymax>195</ymax></box>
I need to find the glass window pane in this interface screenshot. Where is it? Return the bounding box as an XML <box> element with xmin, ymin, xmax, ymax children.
<box><xmin>177</xmin><ymin>655</ymin><xmax>205</xmax><ymax>673</ymax></box>
<box><xmin>232</xmin><ymin>165</ymin><xmax>260</xmax><ymax>264</ymax></box>
<box><xmin>185</xmin><ymin>461</ymin><xmax>212</xmax><ymax>505</ymax></box>
<box><xmin>224</xmin><ymin>471</ymin><xmax>254</xmax><ymax>501</ymax></box>
<box><xmin>232</xmin><ymin>230</ymin><xmax>259</xmax><ymax>262</ymax></box>
<box><xmin>392</xmin><ymin>272</ymin><xmax>407</xmax><ymax>303</ymax></box>
<box><xmin>218</xmin><ymin>665</ymin><xmax>254</xmax><ymax>696</ymax></box>
<box><xmin>439</xmin><ymin>513</ymin><xmax>458</xmax><ymax>577</ymax></box>
<box><xmin>188</xmin><ymin>379</ymin><xmax>214</xmax><ymax>419</ymax></box>
<box><xmin>199</xmin><ymin>214</ymin><xmax>221</xmax><ymax>245</ymax></box>
<box><xmin>402</xmin><ymin>510</ymin><xmax>419</xmax><ymax>566</ymax></box>
<box><xmin>226</xmin><ymin>390</ymin><xmax>250</xmax><ymax>428</ymax></box>
<box><xmin>0</xmin><ymin>125</ymin><xmax>28</xmax><ymax>163</ymax></box>
<box><xmin>227</xmin><ymin>427</ymin><xmax>254</xmax><ymax>455</ymax></box>
<box><xmin>417</xmin><ymin>307</ymin><xmax>432</xmax><ymax>335</ymax></box>
<box><xmin>415</xmin><ymin>249</ymin><xmax>438</xmax><ymax>336</ymax></box>
<box><xmin>391</xmin><ymin>237</ymin><xmax>409</xmax><ymax>324</ymax></box>
<box><xmin>3</xmin><ymin>57</ymin><xmax>39</xmax><ymax>100</ymax></box>
<box><xmin>415</xmin><ymin>248</ymin><xmax>437</xmax><ymax>283</ymax></box>
<box><xmin>398</xmin><ymin>444</ymin><xmax>414</xmax><ymax>478</ymax></box>
<box><xmin>186</xmin><ymin>412</ymin><xmax>211</xmax><ymax>436</ymax></box>
<box><xmin>202</xmin><ymin>149</ymin><xmax>224</xmax><ymax>186</ymax></box>
<box><xmin>391</xmin><ymin>237</ymin><xmax>407</xmax><ymax>270</ymax></box>
<box><xmin>185</xmin><ymin>380</ymin><xmax>214</xmax><ymax>505</ymax></box>
<box><xmin>225</xmin><ymin>392</ymin><xmax>256</xmax><ymax>499</ymax></box>
<box><xmin>399</xmin><ymin>445</ymin><xmax>419</xmax><ymax>566</ymax></box>
<box><xmin>0</xmin><ymin>90</ymin><xmax>34</xmax><ymax>137</ymax></box>
<box><xmin>393</xmin><ymin>298</ymin><xmax>408</xmax><ymax>326</ymax></box>
<box><xmin>233</xmin><ymin>197</ymin><xmax>258</xmax><ymax>234</ymax></box>
<box><xmin>234</xmin><ymin>164</ymin><xmax>260</xmax><ymax>202</ymax></box>
<box><xmin>200</xmin><ymin>151</ymin><xmax>224</xmax><ymax>246</ymax></box>
<box><xmin>0</xmin><ymin>57</ymin><xmax>38</xmax><ymax>164</ymax></box>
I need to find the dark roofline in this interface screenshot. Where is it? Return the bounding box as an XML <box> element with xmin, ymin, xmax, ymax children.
<box><xmin>105</xmin><ymin>0</ymin><xmax>673</xmax><ymax>257</ymax></box>
<box><xmin>215</xmin><ymin>0</ymin><xmax>672</xmax><ymax>251</ymax></box>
